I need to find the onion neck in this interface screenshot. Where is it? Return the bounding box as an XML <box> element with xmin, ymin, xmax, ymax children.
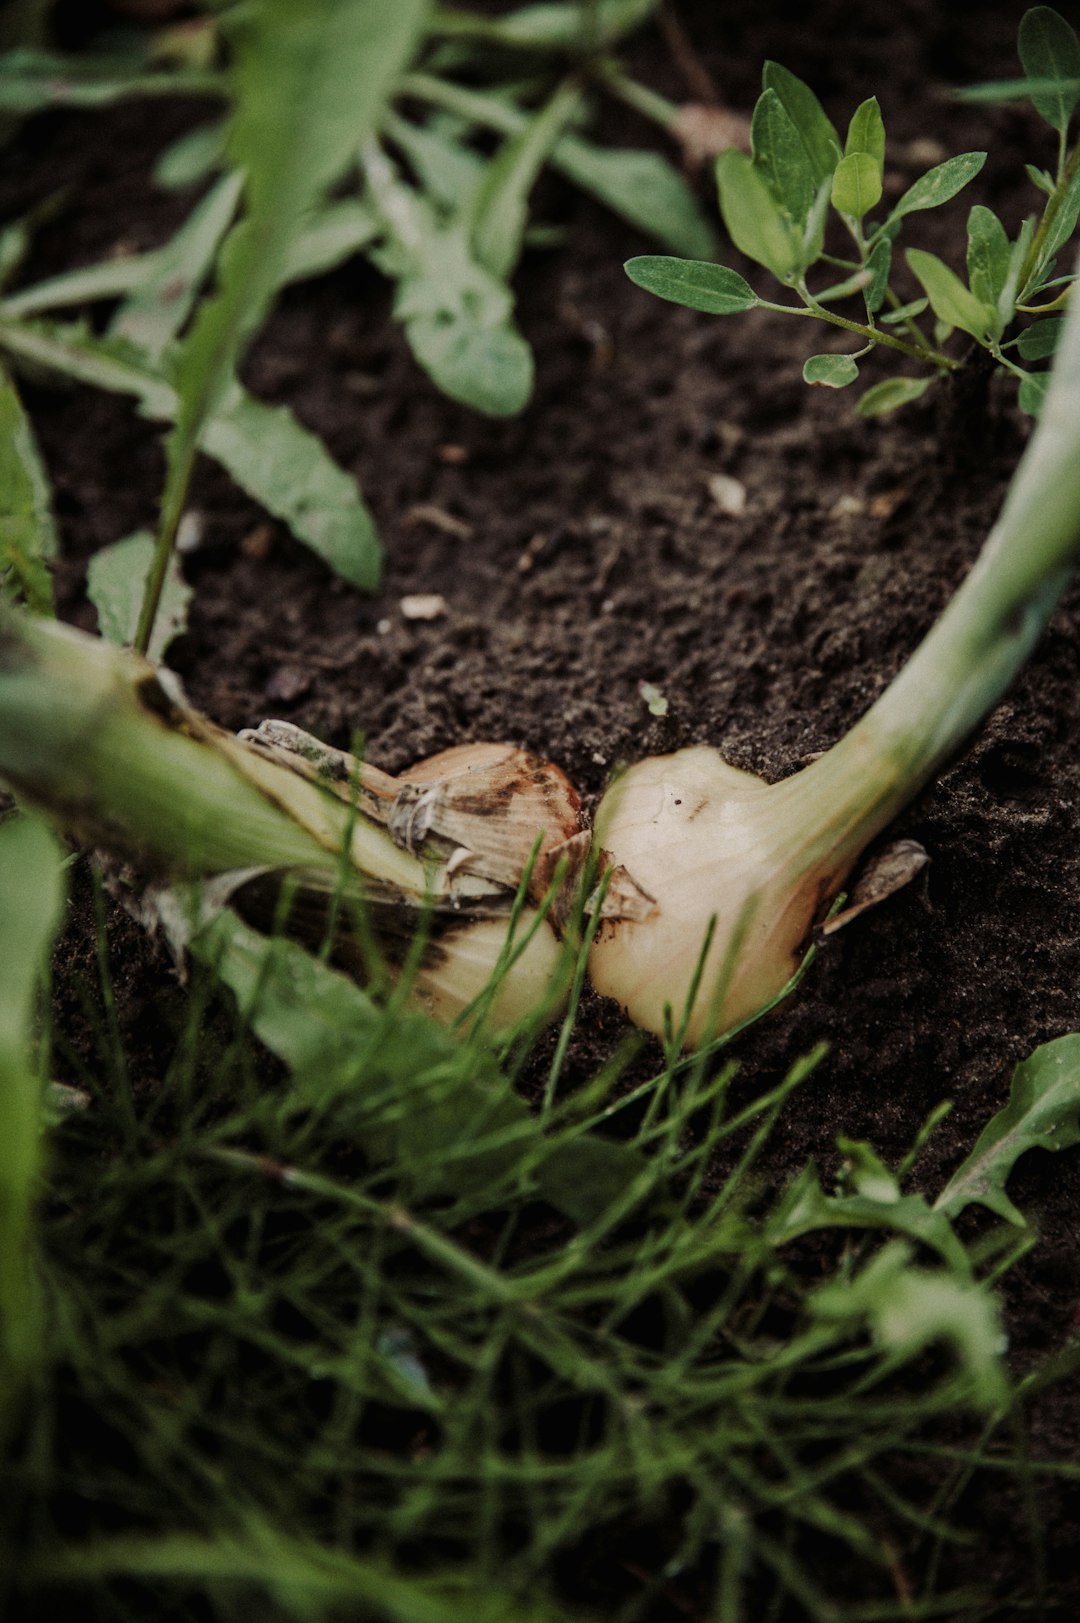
<box><xmin>777</xmin><ymin>300</ymin><xmax>1080</xmax><ymax>880</ymax></box>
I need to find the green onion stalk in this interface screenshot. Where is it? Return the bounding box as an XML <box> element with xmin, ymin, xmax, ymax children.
<box><xmin>591</xmin><ymin>264</ymin><xmax>1080</xmax><ymax>1044</ymax></box>
<box><xmin>2</xmin><ymin>266</ymin><xmax>1080</xmax><ymax>1046</ymax></box>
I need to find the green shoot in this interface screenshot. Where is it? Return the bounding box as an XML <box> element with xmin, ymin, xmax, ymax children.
<box><xmin>0</xmin><ymin>813</ymin><xmax>64</xmax><ymax>1413</ymax></box>
<box><xmin>5</xmin><ymin>901</ymin><xmax>1074</xmax><ymax>1621</ymax></box>
<box><xmin>0</xmin><ymin>364</ymin><xmax>55</xmax><ymax>614</ymax></box>
<box><xmin>135</xmin><ymin>0</ymin><xmax>429</xmax><ymax>655</ymax></box>
<box><xmin>626</xmin><ymin>6</ymin><xmax>1080</xmax><ymax>417</ymax></box>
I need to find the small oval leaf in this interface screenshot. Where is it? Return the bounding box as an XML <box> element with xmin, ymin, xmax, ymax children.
<box><xmin>845</xmin><ymin>97</ymin><xmax>886</xmax><ymax>168</ymax></box>
<box><xmin>855</xmin><ymin>376</ymin><xmax>933</xmax><ymax>417</ymax></box>
<box><xmin>1017</xmin><ymin>317</ymin><xmax>1066</xmax><ymax>359</ymax></box>
<box><xmin>1018</xmin><ymin>4</ymin><xmax>1080</xmax><ymax>131</ymax></box>
<box><xmin>803</xmin><ymin>353</ymin><xmax>859</xmax><ymax>387</ymax></box>
<box><xmin>831</xmin><ymin>151</ymin><xmax>882</xmax><ymax>220</ymax></box>
<box><xmin>1017</xmin><ymin>371</ymin><xmax>1050</xmax><ymax>416</ymax></box>
<box><xmin>624</xmin><ymin>255</ymin><xmax>758</xmax><ymax>314</ymax></box>
<box><xmin>761</xmin><ymin>61</ymin><xmax>842</xmax><ymax>187</ymax></box>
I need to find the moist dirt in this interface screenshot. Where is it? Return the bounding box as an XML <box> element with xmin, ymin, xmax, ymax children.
<box><xmin>5</xmin><ymin>0</ymin><xmax>1080</xmax><ymax>1615</ymax></box>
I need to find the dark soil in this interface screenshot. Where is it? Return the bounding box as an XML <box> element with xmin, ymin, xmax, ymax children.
<box><xmin>5</xmin><ymin>0</ymin><xmax>1080</xmax><ymax>1616</ymax></box>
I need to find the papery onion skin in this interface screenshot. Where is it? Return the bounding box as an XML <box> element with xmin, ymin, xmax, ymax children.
<box><xmin>412</xmin><ymin>912</ymin><xmax>566</xmax><ymax>1033</ymax></box>
<box><xmin>589</xmin><ymin>747</ymin><xmax>851</xmax><ymax>1048</ymax></box>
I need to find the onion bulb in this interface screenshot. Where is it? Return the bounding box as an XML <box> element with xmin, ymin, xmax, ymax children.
<box><xmin>588</xmin><ymin>748</ymin><xmax>848</xmax><ymax>1047</ymax></box>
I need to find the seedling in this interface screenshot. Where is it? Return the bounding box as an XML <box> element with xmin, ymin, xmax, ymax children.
<box><xmin>626</xmin><ymin>6</ymin><xmax>1080</xmax><ymax>416</ymax></box>
<box><xmin>0</xmin><ymin>0</ymin><xmax>719</xmax><ymax>656</ymax></box>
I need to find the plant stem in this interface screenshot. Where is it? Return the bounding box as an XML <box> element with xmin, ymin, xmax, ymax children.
<box><xmin>134</xmin><ymin>438</ymin><xmax>195</xmax><ymax>655</ymax></box>
<box><xmin>1018</xmin><ymin>136</ymin><xmax>1080</xmax><ymax>301</ymax></box>
<box><xmin>595</xmin><ymin>63</ymin><xmax>679</xmax><ymax>131</ymax></box>
<box><xmin>775</xmin><ymin>289</ymin><xmax>960</xmax><ymax>370</ymax></box>
<box><xmin>0</xmin><ymin>611</ymin><xmax>424</xmax><ymax>890</ymax></box>
<box><xmin>781</xmin><ymin>273</ymin><xmax>1080</xmax><ymax>871</ymax></box>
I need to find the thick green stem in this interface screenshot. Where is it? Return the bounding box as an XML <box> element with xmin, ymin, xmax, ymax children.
<box><xmin>784</xmin><ymin>261</ymin><xmax>1080</xmax><ymax>869</ymax></box>
<box><xmin>0</xmin><ymin>611</ymin><xmax>423</xmax><ymax>891</ymax></box>
<box><xmin>135</xmin><ymin>436</ymin><xmax>196</xmax><ymax>655</ymax></box>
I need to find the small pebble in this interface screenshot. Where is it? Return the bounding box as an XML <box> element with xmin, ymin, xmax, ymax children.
<box><xmin>265</xmin><ymin>666</ymin><xmax>313</xmax><ymax>703</ymax></box>
<box><xmin>830</xmin><ymin>494</ymin><xmax>866</xmax><ymax>520</ymax></box>
<box><xmin>707</xmin><ymin>473</ymin><xmax>748</xmax><ymax>516</ymax></box>
<box><xmin>400</xmin><ymin>593</ymin><xmax>448</xmax><ymax>621</ymax></box>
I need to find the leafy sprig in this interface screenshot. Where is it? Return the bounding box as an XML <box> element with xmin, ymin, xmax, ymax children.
<box><xmin>627</xmin><ymin>5</ymin><xmax>1080</xmax><ymax>417</ymax></box>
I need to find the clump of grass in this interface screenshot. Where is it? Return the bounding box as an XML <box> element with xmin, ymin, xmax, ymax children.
<box><xmin>3</xmin><ymin>851</ymin><xmax>1079</xmax><ymax>1623</ymax></box>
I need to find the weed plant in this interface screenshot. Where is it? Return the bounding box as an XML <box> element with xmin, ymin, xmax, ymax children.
<box><xmin>3</xmin><ymin>835</ymin><xmax>1080</xmax><ymax>1622</ymax></box>
<box><xmin>628</xmin><ymin>6</ymin><xmax>1080</xmax><ymax>417</ymax></box>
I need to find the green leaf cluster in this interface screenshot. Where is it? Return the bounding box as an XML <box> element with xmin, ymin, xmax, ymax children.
<box><xmin>626</xmin><ymin>6</ymin><xmax>1080</xmax><ymax>418</ymax></box>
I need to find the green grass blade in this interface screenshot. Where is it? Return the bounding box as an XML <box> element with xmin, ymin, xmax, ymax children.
<box><xmin>0</xmin><ymin>363</ymin><xmax>56</xmax><ymax>613</ymax></box>
<box><xmin>142</xmin><ymin>0</ymin><xmax>430</xmax><ymax>649</ymax></box>
<box><xmin>0</xmin><ymin>814</ymin><xmax>64</xmax><ymax>1393</ymax></box>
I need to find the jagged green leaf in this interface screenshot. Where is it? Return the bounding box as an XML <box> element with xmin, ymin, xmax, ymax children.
<box><xmin>205</xmin><ymin>388</ymin><xmax>382</xmax><ymax>587</ymax></box>
<box><xmin>0</xmin><ymin>320</ymin><xmax>380</xmax><ymax>588</ymax></box>
<box><xmin>554</xmin><ymin>138</ymin><xmax>719</xmax><ymax>259</ymax></box>
<box><xmin>109</xmin><ymin>171</ymin><xmax>244</xmax><ymax>364</ymax></box>
<box><xmin>0</xmin><ymin>366</ymin><xmax>55</xmax><ymax>614</ymax></box>
<box><xmin>768</xmin><ymin>1163</ymin><xmax>970</xmax><ymax>1274</ymax></box>
<box><xmin>935</xmin><ymin>1035</ymin><xmax>1080</xmax><ymax>1223</ymax></box>
<box><xmin>365</xmin><ymin>147</ymin><xmax>533</xmax><ymax>417</ymax></box>
<box><xmin>384</xmin><ymin>113</ymin><xmax>485</xmax><ymax>211</ymax></box>
<box><xmin>624</xmin><ymin>256</ymin><xmax>758</xmax><ymax>314</ymax></box>
<box><xmin>468</xmin><ymin>80</ymin><xmax>580</xmax><ymax>279</ymax></box>
<box><xmin>0</xmin><ymin>47</ymin><xmax>220</xmax><ymax>113</ymax></box>
<box><xmin>87</xmin><ymin>532</ymin><xmax>192</xmax><ymax>662</ymax></box>
<box><xmin>173</xmin><ymin>0</ymin><xmax>428</xmax><ymax>448</ymax></box>
<box><xmin>1018</xmin><ymin>5</ymin><xmax>1080</xmax><ymax>132</ymax></box>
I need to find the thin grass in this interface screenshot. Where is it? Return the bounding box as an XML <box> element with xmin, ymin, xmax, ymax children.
<box><xmin>0</xmin><ymin>865</ymin><xmax>1073</xmax><ymax>1623</ymax></box>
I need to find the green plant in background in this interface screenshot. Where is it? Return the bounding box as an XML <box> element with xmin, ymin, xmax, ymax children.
<box><xmin>4</xmin><ymin>839</ymin><xmax>1080</xmax><ymax>1621</ymax></box>
<box><xmin>0</xmin><ymin>0</ymin><xmax>719</xmax><ymax>651</ymax></box>
<box><xmin>627</xmin><ymin>5</ymin><xmax>1080</xmax><ymax>416</ymax></box>
<box><xmin>0</xmin><ymin>0</ymin><xmax>716</xmax><ymax>422</ymax></box>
